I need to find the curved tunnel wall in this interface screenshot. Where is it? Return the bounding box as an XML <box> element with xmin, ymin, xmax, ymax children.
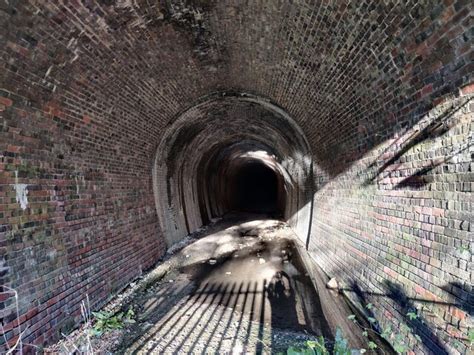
<box><xmin>1</xmin><ymin>0</ymin><xmax>472</xmax><ymax>352</ymax></box>
<box><xmin>153</xmin><ymin>94</ymin><xmax>313</xmax><ymax>246</ymax></box>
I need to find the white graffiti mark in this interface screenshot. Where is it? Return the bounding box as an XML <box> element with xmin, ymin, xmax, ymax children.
<box><xmin>14</xmin><ymin>171</ymin><xmax>28</xmax><ymax>210</ymax></box>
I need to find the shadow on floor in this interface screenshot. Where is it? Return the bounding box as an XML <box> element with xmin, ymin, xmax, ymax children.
<box><xmin>115</xmin><ymin>215</ymin><xmax>334</xmax><ymax>354</ymax></box>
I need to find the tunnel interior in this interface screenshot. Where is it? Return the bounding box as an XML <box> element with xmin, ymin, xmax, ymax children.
<box><xmin>153</xmin><ymin>95</ymin><xmax>313</xmax><ymax>246</ymax></box>
<box><xmin>1</xmin><ymin>0</ymin><xmax>472</xmax><ymax>352</ymax></box>
<box><xmin>229</xmin><ymin>161</ymin><xmax>280</xmax><ymax>214</ymax></box>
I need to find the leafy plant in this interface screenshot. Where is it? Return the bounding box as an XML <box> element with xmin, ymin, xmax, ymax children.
<box><xmin>90</xmin><ymin>308</ymin><xmax>135</xmax><ymax>336</ymax></box>
<box><xmin>284</xmin><ymin>329</ymin><xmax>357</xmax><ymax>355</ymax></box>
<box><xmin>380</xmin><ymin>325</ymin><xmax>392</xmax><ymax>339</ymax></box>
<box><xmin>333</xmin><ymin>328</ymin><xmax>351</xmax><ymax>355</ymax></box>
<box><xmin>286</xmin><ymin>338</ymin><xmax>327</xmax><ymax>355</ymax></box>
<box><xmin>306</xmin><ymin>338</ymin><xmax>330</xmax><ymax>355</ymax></box>
<box><xmin>469</xmin><ymin>329</ymin><xmax>474</xmax><ymax>344</ymax></box>
<box><xmin>406</xmin><ymin>311</ymin><xmax>418</xmax><ymax>321</ymax></box>
<box><xmin>288</xmin><ymin>303</ymin><xmax>473</xmax><ymax>355</ymax></box>
<box><xmin>457</xmin><ymin>245</ymin><xmax>470</xmax><ymax>253</ymax></box>
<box><xmin>393</xmin><ymin>342</ymin><xmax>408</xmax><ymax>354</ymax></box>
<box><xmin>367</xmin><ymin>341</ymin><xmax>377</xmax><ymax>350</ymax></box>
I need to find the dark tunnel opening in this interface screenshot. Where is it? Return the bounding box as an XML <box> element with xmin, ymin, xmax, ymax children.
<box><xmin>154</xmin><ymin>98</ymin><xmax>314</xmax><ymax>245</ymax></box>
<box><xmin>228</xmin><ymin>161</ymin><xmax>282</xmax><ymax>215</ymax></box>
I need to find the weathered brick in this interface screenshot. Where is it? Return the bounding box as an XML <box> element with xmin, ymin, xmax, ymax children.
<box><xmin>1</xmin><ymin>1</ymin><xmax>472</xmax><ymax>354</ymax></box>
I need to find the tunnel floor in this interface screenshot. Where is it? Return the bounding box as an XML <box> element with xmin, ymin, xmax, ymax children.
<box><xmin>119</xmin><ymin>215</ymin><xmax>330</xmax><ymax>354</ymax></box>
<box><xmin>49</xmin><ymin>214</ymin><xmax>388</xmax><ymax>354</ymax></box>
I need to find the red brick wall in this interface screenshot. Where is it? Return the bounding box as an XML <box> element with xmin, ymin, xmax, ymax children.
<box><xmin>310</xmin><ymin>93</ymin><xmax>473</xmax><ymax>354</ymax></box>
<box><xmin>1</xmin><ymin>0</ymin><xmax>472</xmax><ymax>352</ymax></box>
<box><xmin>0</xmin><ymin>69</ymin><xmax>167</xmax><ymax>347</ymax></box>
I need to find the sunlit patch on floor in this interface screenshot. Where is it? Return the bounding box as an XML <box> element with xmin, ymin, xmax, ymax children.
<box><xmin>118</xmin><ymin>215</ymin><xmax>330</xmax><ymax>354</ymax></box>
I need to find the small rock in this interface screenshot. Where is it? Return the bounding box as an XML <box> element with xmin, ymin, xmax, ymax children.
<box><xmin>225</xmin><ymin>272</ymin><xmax>232</xmax><ymax>275</ymax></box>
<box><xmin>259</xmin><ymin>258</ymin><xmax>266</xmax><ymax>264</ymax></box>
<box><xmin>208</xmin><ymin>259</ymin><xmax>217</xmax><ymax>265</ymax></box>
<box><xmin>326</xmin><ymin>277</ymin><xmax>339</xmax><ymax>290</ymax></box>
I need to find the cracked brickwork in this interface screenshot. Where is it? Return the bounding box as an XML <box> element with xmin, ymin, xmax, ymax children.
<box><xmin>0</xmin><ymin>0</ymin><xmax>472</xmax><ymax>352</ymax></box>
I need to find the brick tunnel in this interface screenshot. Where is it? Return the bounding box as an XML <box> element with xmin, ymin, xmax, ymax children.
<box><xmin>1</xmin><ymin>1</ymin><xmax>473</xmax><ymax>354</ymax></box>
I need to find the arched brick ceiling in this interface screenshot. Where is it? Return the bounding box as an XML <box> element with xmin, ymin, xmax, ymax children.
<box><xmin>3</xmin><ymin>0</ymin><xmax>470</xmax><ymax>177</ymax></box>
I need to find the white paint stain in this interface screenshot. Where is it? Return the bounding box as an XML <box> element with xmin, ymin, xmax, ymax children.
<box><xmin>75</xmin><ymin>175</ymin><xmax>85</xmax><ymax>195</ymax></box>
<box><xmin>75</xmin><ymin>176</ymin><xmax>80</xmax><ymax>194</ymax></box>
<box><xmin>45</xmin><ymin>65</ymin><xmax>53</xmax><ymax>78</ymax></box>
<box><xmin>14</xmin><ymin>171</ymin><xmax>28</xmax><ymax>210</ymax></box>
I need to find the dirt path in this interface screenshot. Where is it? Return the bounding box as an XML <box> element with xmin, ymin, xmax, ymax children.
<box><xmin>48</xmin><ymin>214</ymin><xmax>391</xmax><ymax>354</ymax></box>
<box><xmin>117</xmin><ymin>215</ymin><xmax>330</xmax><ymax>354</ymax></box>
